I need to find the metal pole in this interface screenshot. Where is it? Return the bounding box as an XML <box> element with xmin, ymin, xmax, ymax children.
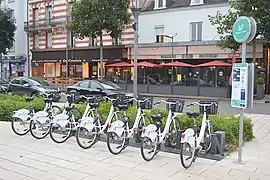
<box><xmin>65</xmin><ymin>0</ymin><xmax>69</xmax><ymax>80</ymax></box>
<box><xmin>171</xmin><ymin>37</ymin><xmax>174</xmax><ymax>94</ymax></box>
<box><xmin>238</xmin><ymin>42</ymin><xmax>246</xmax><ymax>163</ymax></box>
<box><xmin>132</xmin><ymin>6</ymin><xmax>140</xmax><ymax>98</ymax></box>
<box><xmin>27</xmin><ymin>0</ymin><xmax>31</xmax><ymax>77</ymax></box>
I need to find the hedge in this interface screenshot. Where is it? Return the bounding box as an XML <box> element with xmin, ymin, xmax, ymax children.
<box><xmin>0</xmin><ymin>94</ymin><xmax>254</xmax><ymax>151</ymax></box>
<box><xmin>0</xmin><ymin>94</ymin><xmax>45</xmax><ymax>121</ymax></box>
<box><xmin>76</xmin><ymin>101</ymin><xmax>254</xmax><ymax>151</ymax></box>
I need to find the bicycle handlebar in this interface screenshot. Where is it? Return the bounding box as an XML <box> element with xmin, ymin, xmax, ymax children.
<box><xmin>124</xmin><ymin>97</ymin><xmax>151</xmax><ymax>104</ymax></box>
<box><xmin>187</xmin><ymin>102</ymin><xmax>218</xmax><ymax>108</ymax></box>
<box><xmin>79</xmin><ymin>95</ymin><xmax>99</xmax><ymax>101</ymax></box>
<box><xmin>103</xmin><ymin>96</ymin><xmax>121</xmax><ymax>102</ymax></box>
<box><xmin>154</xmin><ymin>100</ymin><xmax>179</xmax><ymax>106</ymax></box>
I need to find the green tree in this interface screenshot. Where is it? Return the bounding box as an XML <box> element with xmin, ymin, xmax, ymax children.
<box><xmin>69</xmin><ymin>0</ymin><xmax>131</xmax><ymax>79</ymax></box>
<box><xmin>208</xmin><ymin>0</ymin><xmax>270</xmax><ymax>53</ymax></box>
<box><xmin>0</xmin><ymin>9</ymin><xmax>16</xmax><ymax>55</ymax></box>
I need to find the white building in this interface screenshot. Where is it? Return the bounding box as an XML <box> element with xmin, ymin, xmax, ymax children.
<box><xmin>0</xmin><ymin>0</ymin><xmax>28</xmax><ymax>79</ymax></box>
<box><xmin>130</xmin><ymin>0</ymin><xmax>263</xmax><ymax>61</ymax></box>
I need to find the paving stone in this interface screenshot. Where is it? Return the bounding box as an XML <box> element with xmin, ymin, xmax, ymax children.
<box><xmin>0</xmin><ymin>167</ymin><xmax>26</xmax><ymax>180</ymax></box>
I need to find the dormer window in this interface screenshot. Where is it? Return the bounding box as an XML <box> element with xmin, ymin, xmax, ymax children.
<box><xmin>190</xmin><ymin>0</ymin><xmax>204</xmax><ymax>6</ymax></box>
<box><xmin>155</xmin><ymin>0</ymin><xmax>166</xmax><ymax>9</ymax></box>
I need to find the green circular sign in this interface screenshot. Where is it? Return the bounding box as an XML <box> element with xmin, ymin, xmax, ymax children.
<box><xmin>232</xmin><ymin>16</ymin><xmax>251</xmax><ymax>43</ymax></box>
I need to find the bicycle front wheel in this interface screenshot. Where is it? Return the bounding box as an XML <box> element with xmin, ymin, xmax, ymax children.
<box><xmin>168</xmin><ymin>117</ymin><xmax>181</xmax><ymax>148</ymax></box>
<box><xmin>180</xmin><ymin>142</ymin><xmax>195</xmax><ymax>169</ymax></box>
<box><xmin>11</xmin><ymin>117</ymin><xmax>30</xmax><ymax>136</ymax></box>
<box><xmin>76</xmin><ymin>126</ymin><xmax>98</xmax><ymax>149</ymax></box>
<box><xmin>203</xmin><ymin>121</ymin><xmax>213</xmax><ymax>153</ymax></box>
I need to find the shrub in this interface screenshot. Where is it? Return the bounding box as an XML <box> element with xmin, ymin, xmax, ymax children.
<box><xmin>257</xmin><ymin>77</ymin><xmax>265</xmax><ymax>84</ymax></box>
<box><xmin>0</xmin><ymin>94</ymin><xmax>45</xmax><ymax>121</ymax></box>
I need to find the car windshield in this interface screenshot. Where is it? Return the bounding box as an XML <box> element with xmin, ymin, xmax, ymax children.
<box><xmin>0</xmin><ymin>79</ymin><xmax>8</xmax><ymax>83</ymax></box>
<box><xmin>100</xmin><ymin>81</ymin><xmax>122</xmax><ymax>90</ymax></box>
<box><xmin>29</xmin><ymin>78</ymin><xmax>50</xmax><ymax>86</ymax></box>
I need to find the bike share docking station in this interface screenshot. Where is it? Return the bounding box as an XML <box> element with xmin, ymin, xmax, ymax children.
<box><xmin>176</xmin><ymin>100</ymin><xmax>227</xmax><ymax>161</ymax></box>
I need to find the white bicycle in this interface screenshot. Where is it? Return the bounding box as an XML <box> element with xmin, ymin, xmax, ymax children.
<box><xmin>49</xmin><ymin>93</ymin><xmax>82</xmax><ymax>143</ymax></box>
<box><xmin>140</xmin><ymin>99</ymin><xmax>183</xmax><ymax>161</ymax></box>
<box><xmin>76</xmin><ymin>96</ymin><xmax>126</xmax><ymax>149</ymax></box>
<box><xmin>107</xmin><ymin>97</ymin><xmax>152</xmax><ymax>155</ymax></box>
<box><xmin>29</xmin><ymin>93</ymin><xmax>62</xmax><ymax>139</ymax></box>
<box><xmin>180</xmin><ymin>101</ymin><xmax>217</xmax><ymax>169</ymax></box>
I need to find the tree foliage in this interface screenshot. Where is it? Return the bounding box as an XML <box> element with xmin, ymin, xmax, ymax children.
<box><xmin>69</xmin><ymin>0</ymin><xmax>131</xmax><ymax>42</ymax></box>
<box><xmin>0</xmin><ymin>9</ymin><xmax>16</xmax><ymax>55</ymax></box>
<box><xmin>208</xmin><ymin>0</ymin><xmax>270</xmax><ymax>51</ymax></box>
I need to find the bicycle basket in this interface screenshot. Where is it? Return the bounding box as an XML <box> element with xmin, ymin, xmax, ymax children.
<box><xmin>199</xmin><ymin>100</ymin><xmax>219</xmax><ymax>115</ymax></box>
<box><xmin>112</xmin><ymin>94</ymin><xmax>127</xmax><ymax>108</ymax></box>
<box><xmin>166</xmin><ymin>99</ymin><xmax>185</xmax><ymax>113</ymax></box>
<box><xmin>137</xmin><ymin>96</ymin><xmax>153</xmax><ymax>109</ymax></box>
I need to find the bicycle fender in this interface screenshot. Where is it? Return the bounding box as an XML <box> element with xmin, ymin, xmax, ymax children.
<box><xmin>78</xmin><ymin>117</ymin><xmax>95</xmax><ymax>132</ymax></box>
<box><xmin>181</xmin><ymin>128</ymin><xmax>195</xmax><ymax>147</ymax></box>
<box><xmin>12</xmin><ymin>109</ymin><xmax>31</xmax><ymax>122</ymax></box>
<box><xmin>53</xmin><ymin>114</ymin><xmax>69</xmax><ymax>128</ymax></box>
<box><xmin>32</xmin><ymin>111</ymin><xmax>49</xmax><ymax>124</ymax></box>
<box><xmin>142</xmin><ymin>124</ymin><xmax>158</xmax><ymax>142</ymax></box>
<box><xmin>108</xmin><ymin>120</ymin><xmax>124</xmax><ymax>137</ymax></box>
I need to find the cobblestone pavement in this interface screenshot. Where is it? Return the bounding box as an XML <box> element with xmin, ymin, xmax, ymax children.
<box><xmin>1</xmin><ymin>114</ymin><xmax>270</xmax><ymax>180</ymax></box>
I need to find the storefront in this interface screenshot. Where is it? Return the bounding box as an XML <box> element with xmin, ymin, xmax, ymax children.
<box><xmin>0</xmin><ymin>57</ymin><xmax>26</xmax><ymax>79</ymax></box>
<box><xmin>127</xmin><ymin>43</ymin><xmax>264</xmax><ymax>87</ymax></box>
<box><xmin>31</xmin><ymin>46</ymin><xmax>128</xmax><ymax>79</ymax></box>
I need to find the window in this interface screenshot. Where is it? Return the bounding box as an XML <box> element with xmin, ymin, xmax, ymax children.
<box><xmin>69</xmin><ymin>31</ymin><xmax>75</xmax><ymax>47</ymax></box>
<box><xmin>158</xmin><ymin>0</ymin><xmax>163</xmax><ymax>8</ymax></box>
<box><xmin>89</xmin><ymin>36</ymin><xmax>97</xmax><ymax>46</ymax></box>
<box><xmin>191</xmin><ymin>0</ymin><xmax>202</xmax><ymax>5</ymax></box>
<box><xmin>190</xmin><ymin>22</ymin><xmax>203</xmax><ymax>41</ymax></box>
<box><xmin>8</xmin><ymin>9</ymin><xmax>14</xmax><ymax>19</ymax></box>
<box><xmin>45</xmin><ymin>6</ymin><xmax>52</xmax><ymax>25</ymax></box>
<box><xmin>78</xmin><ymin>81</ymin><xmax>89</xmax><ymax>88</ymax></box>
<box><xmin>33</xmin><ymin>8</ymin><xmax>39</xmax><ymax>26</ymax></box>
<box><xmin>34</xmin><ymin>34</ymin><xmax>39</xmax><ymax>49</ymax></box>
<box><xmin>9</xmin><ymin>40</ymin><xmax>15</xmax><ymax>52</ymax></box>
<box><xmin>47</xmin><ymin>32</ymin><xmax>52</xmax><ymax>48</ymax></box>
<box><xmin>90</xmin><ymin>82</ymin><xmax>102</xmax><ymax>90</ymax></box>
<box><xmin>20</xmin><ymin>79</ymin><xmax>29</xmax><ymax>86</ymax></box>
<box><xmin>155</xmin><ymin>25</ymin><xmax>164</xmax><ymax>43</ymax></box>
<box><xmin>11</xmin><ymin>79</ymin><xmax>20</xmax><ymax>84</ymax></box>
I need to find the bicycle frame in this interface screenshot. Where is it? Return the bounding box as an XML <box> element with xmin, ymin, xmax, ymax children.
<box><xmin>158</xmin><ymin>108</ymin><xmax>177</xmax><ymax>142</ymax></box>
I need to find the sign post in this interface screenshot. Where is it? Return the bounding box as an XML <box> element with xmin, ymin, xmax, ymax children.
<box><xmin>232</xmin><ymin>16</ymin><xmax>257</xmax><ymax>163</ymax></box>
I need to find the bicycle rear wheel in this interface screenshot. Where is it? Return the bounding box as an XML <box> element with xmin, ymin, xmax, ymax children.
<box><xmin>76</xmin><ymin>126</ymin><xmax>98</xmax><ymax>149</ymax></box>
<box><xmin>180</xmin><ymin>142</ymin><xmax>195</xmax><ymax>169</ymax></box>
<box><xmin>168</xmin><ymin>117</ymin><xmax>181</xmax><ymax>148</ymax></box>
<box><xmin>107</xmin><ymin>131</ymin><xmax>127</xmax><ymax>155</ymax></box>
<box><xmin>11</xmin><ymin>117</ymin><xmax>30</xmax><ymax>136</ymax></box>
<box><xmin>141</xmin><ymin>137</ymin><xmax>158</xmax><ymax>161</ymax></box>
<box><xmin>29</xmin><ymin>119</ymin><xmax>50</xmax><ymax>139</ymax></box>
<box><xmin>203</xmin><ymin>121</ymin><xmax>213</xmax><ymax>153</ymax></box>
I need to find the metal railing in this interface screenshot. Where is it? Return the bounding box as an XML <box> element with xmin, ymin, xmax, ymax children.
<box><xmin>24</xmin><ymin>17</ymin><xmax>67</xmax><ymax>31</ymax></box>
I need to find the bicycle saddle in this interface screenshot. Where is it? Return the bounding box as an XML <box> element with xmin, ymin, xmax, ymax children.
<box><xmin>89</xmin><ymin>102</ymin><xmax>99</xmax><ymax>108</ymax></box>
<box><xmin>118</xmin><ymin>104</ymin><xmax>129</xmax><ymax>110</ymax></box>
<box><xmin>65</xmin><ymin>105</ymin><xmax>74</xmax><ymax>111</ymax></box>
<box><xmin>44</xmin><ymin>98</ymin><xmax>53</xmax><ymax>103</ymax></box>
<box><xmin>150</xmin><ymin>114</ymin><xmax>163</xmax><ymax>122</ymax></box>
<box><xmin>186</xmin><ymin>112</ymin><xmax>200</xmax><ymax>118</ymax></box>
<box><xmin>25</xmin><ymin>96</ymin><xmax>35</xmax><ymax>102</ymax></box>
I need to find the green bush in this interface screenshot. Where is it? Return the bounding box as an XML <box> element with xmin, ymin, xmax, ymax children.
<box><xmin>0</xmin><ymin>94</ymin><xmax>45</xmax><ymax>121</ymax></box>
<box><xmin>75</xmin><ymin>102</ymin><xmax>254</xmax><ymax>152</ymax></box>
<box><xmin>257</xmin><ymin>77</ymin><xmax>265</xmax><ymax>84</ymax></box>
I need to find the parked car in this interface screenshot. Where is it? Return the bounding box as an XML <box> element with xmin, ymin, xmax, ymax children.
<box><xmin>0</xmin><ymin>78</ymin><xmax>9</xmax><ymax>93</ymax></box>
<box><xmin>7</xmin><ymin>77</ymin><xmax>61</xmax><ymax>101</ymax></box>
<box><xmin>66</xmin><ymin>80</ymin><xmax>134</xmax><ymax>98</ymax></box>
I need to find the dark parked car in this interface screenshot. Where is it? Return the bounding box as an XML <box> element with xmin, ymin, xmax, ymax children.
<box><xmin>7</xmin><ymin>77</ymin><xmax>61</xmax><ymax>101</ymax></box>
<box><xmin>67</xmin><ymin>80</ymin><xmax>134</xmax><ymax>98</ymax></box>
<box><xmin>0</xmin><ymin>78</ymin><xmax>9</xmax><ymax>93</ymax></box>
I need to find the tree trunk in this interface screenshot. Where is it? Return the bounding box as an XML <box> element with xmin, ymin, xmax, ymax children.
<box><xmin>99</xmin><ymin>33</ymin><xmax>104</xmax><ymax>80</ymax></box>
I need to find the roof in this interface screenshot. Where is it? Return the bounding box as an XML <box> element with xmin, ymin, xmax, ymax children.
<box><xmin>142</xmin><ymin>0</ymin><xmax>228</xmax><ymax>12</ymax></box>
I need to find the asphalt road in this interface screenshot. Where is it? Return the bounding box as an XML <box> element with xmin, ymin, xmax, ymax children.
<box><xmin>58</xmin><ymin>95</ymin><xmax>270</xmax><ymax>115</ymax></box>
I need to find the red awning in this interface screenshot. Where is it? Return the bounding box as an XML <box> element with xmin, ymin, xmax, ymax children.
<box><xmin>137</xmin><ymin>61</ymin><xmax>162</xmax><ymax>68</ymax></box>
<box><xmin>161</xmin><ymin>61</ymin><xmax>195</xmax><ymax>67</ymax></box>
<box><xmin>196</xmin><ymin>60</ymin><xmax>232</xmax><ymax>67</ymax></box>
<box><xmin>106</xmin><ymin>62</ymin><xmax>132</xmax><ymax>67</ymax></box>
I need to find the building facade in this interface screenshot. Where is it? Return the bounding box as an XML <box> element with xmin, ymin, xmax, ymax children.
<box><xmin>127</xmin><ymin>0</ymin><xmax>266</xmax><ymax>89</ymax></box>
<box><xmin>0</xmin><ymin>0</ymin><xmax>28</xmax><ymax>79</ymax></box>
<box><xmin>25</xmin><ymin>0</ymin><xmax>136</xmax><ymax>80</ymax></box>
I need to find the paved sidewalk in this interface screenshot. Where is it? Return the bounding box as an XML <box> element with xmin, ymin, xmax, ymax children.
<box><xmin>0</xmin><ymin>114</ymin><xmax>270</xmax><ymax>180</ymax></box>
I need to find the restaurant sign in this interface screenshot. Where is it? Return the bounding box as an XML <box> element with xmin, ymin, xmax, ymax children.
<box><xmin>199</xmin><ymin>53</ymin><xmax>218</xmax><ymax>58</ymax></box>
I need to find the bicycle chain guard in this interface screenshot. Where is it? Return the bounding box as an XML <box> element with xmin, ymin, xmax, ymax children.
<box><xmin>12</xmin><ymin>109</ymin><xmax>31</xmax><ymax>122</ymax></box>
<box><xmin>141</xmin><ymin>124</ymin><xmax>158</xmax><ymax>142</ymax></box>
<box><xmin>32</xmin><ymin>111</ymin><xmax>49</xmax><ymax>124</ymax></box>
<box><xmin>108</xmin><ymin>120</ymin><xmax>124</xmax><ymax>137</ymax></box>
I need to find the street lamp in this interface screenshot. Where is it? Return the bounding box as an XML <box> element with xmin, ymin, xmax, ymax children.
<box><xmin>131</xmin><ymin>0</ymin><xmax>141</xmax><ymax>98</ymax></box>
<box><xmin>164</xmin><ymin>33</ymin><xmax>177</xmax><ymax>94</ymax></box>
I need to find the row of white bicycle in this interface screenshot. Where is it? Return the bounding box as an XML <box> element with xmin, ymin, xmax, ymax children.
<box><xmin>11</xmin><ymin>92</ymin><xmax>217</xmax><ymax>169</ymax></box>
